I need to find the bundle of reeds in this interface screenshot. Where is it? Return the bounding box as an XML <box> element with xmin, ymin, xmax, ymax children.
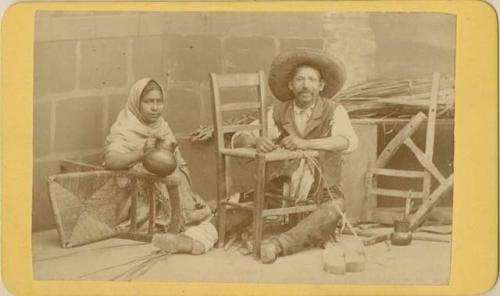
<box><xmin>190</xmin><ymin>114</ymin><xmax>259</xmax><ymax>143</ymax></box>
<box><xmin>335</xmin><ymin>76</ymin><xmax>454</xmax><ymax>119</ymax></box>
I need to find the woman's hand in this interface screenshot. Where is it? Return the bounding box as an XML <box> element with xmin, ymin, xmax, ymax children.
<box><xmin>144</xmin><ymin>136</ymin><xmax>157</xmax><ymax>153</ymax></box>
<box><xmin>157</xmin><ymin>139</ymin><xmax>177</xmax><ymax>151</ymax></box>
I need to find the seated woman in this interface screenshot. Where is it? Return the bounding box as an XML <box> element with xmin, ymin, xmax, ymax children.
<box><xmin>104</xmin><ymin>78</ymin><xmax>216</xmax><ymax>254</ymax></box>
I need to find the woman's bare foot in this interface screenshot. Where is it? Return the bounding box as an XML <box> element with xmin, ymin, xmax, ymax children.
<box><xmin>152</xmin><ymin>233</ymin><xmax>205</xmax><ymax>254</ymax></box>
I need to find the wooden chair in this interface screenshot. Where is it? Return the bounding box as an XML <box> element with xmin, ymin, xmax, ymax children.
<box><xmin>209</xmin><ymin>71</ymin><xmax>324</xmax><ymax>258</ymax></box>
<box><xmin>48</xmin><ymin>159</ymin><xmax>181</xmax><ymax>247</ymax></box>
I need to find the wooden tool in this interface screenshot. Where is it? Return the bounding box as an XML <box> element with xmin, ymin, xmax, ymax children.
<box><xmin>362</xmin><ymin>234</ymin><xmax>390</xmax><ymax>246</ymax></box>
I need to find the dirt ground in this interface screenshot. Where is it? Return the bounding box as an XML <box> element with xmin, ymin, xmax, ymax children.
<box><xmin>33</xmin><ymin>229</ymin><xmax>451</xmax><ymax>285</ymax></box>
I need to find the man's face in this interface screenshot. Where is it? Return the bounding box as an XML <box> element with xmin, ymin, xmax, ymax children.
<box><xmin>288</xmin><ymin>65</ymin><xmax>325</xmax><ymax>108</ymax></box>
<box><xmin>140</xmin><ymin>89</ymin><xmax>164</xmax><ymax>123</ymax></box>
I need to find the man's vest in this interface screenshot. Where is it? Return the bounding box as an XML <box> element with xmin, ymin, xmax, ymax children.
<box><xmin>272</xmin><ymin>97</ymin><xmax>343</xmax><ymax>188</ymax></box>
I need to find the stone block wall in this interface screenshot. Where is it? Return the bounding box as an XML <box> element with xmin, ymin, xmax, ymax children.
<box><xmin>33</xmin><ymin>11</ymin><xmax>455</xmax><ymax>232</ymax></box>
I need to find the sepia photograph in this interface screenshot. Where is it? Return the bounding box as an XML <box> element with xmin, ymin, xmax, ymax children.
<box><xmin>32</xmin><ymin>10</ymin><xmax>456</xmax><ymax>284</ymax></box>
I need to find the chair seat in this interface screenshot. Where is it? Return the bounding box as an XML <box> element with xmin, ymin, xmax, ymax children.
<box><xmin>221</xmin><ymin>148</ymin><xmax>319</xmax><ymax>161</ymax></box>
<box><xmin>221</xmin><ymin>148</ymin><xmax>257</xmax><ymax>159</ymax></box>
<box><xmin>262</xmin><ymin>149</ymin><xmax>319</xmax><ymax>161</ymax></box>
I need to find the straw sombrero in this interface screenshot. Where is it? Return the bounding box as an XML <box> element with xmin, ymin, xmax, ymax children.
<box><xmin>268</xmin><ymin>49</ymin><xmax>346</xmax><ymax>102</ymax></box>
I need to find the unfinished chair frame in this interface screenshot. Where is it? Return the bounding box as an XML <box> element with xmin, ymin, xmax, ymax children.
<box><xmin>209</xmin><ymin>71</ymin><xmax>323</xmax><ymax>258</ymax></box>
<box><xmin>364</xmin><ymin>72</ymin><xmax>454</xmax><ymax>225</ymax></box>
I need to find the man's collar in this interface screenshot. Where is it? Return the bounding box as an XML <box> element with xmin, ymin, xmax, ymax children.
<box><xmin>293</xmin><ymin>101</ymin><xmax>315</xmax><ymax>115</ymax></box>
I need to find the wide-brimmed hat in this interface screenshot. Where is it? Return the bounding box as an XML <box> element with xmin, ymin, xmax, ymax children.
<box><xmin>268</xmin><ymin>49</ymin><xmax>346</xmax><ymax>102</ymax></box>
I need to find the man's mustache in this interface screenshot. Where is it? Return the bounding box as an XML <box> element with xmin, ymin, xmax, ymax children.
<box><xmin>298</xmin><ymin>90</ymin><xmax>312</xmax><ymax>95</ymax></box>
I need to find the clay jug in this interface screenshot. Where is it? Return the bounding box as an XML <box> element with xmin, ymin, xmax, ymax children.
<box><xmin>142</xmin><ymin>148</ymin><xmax>177</xmax><ymax>177</ymax></box>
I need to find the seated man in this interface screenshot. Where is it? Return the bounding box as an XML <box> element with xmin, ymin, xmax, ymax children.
<box><xmin>153</xmin><ymin>49</ymin><xmax>358</xmax><ymax>263</ymax></box>
<box><xmin>255</xmin><ymin>49</ymin><xmax>358</xmax><ymax>263</ymax></box>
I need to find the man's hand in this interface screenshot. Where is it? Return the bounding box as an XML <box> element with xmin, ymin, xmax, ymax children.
<box><xmin>256</xmin><ymin>137</ymin><xmax>277</xmax><ymax>153</ymax></box>
<box><xmin>281</xmin><ymin>136</ymin><xmax>308</xmax><ymax>150</ymax></box>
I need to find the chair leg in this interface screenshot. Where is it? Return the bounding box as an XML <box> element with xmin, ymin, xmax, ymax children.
<box><xmin>253</xmin><ymin>155</ymin><xmax>266</xmax><ymax>258</ymax></box>
<box><xmin>217</xmin><ymin>155</ymin><xmax>227</xmax><ymax>248</ymax></box>
<box><xmin>217</xmin><ymin>203</ymin><xmax>227</xmax><ymax>249</ymax></box>
<box><xmin>166</xmin><ymin>184</ymin><xmax>182</xmax><ymax>234</ymax></box>
<box><xmin>130</xmin><ymin>179</ymin><xmax>138</xmax><ymax>233</ymax></box>
<box><xmin>148</xmin><ymin>181</ymin><xmax>156</xmax><ymax>235</ymax></box>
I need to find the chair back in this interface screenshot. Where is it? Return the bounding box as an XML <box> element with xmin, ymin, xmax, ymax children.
<box><xmin>209</xmin><ymin>71</ymin><xmax>268</xmax><ymax>151</ymax></box>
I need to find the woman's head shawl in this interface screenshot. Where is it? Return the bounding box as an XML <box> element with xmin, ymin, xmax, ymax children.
<box><xmin>105</xmin><ymin>78</ymin><xmax>176</xmax><ymax>155</ymax></box>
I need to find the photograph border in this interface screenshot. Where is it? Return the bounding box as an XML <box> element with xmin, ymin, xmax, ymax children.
<box><xmin>2</xmin><ymin>1</ymin><xmax>498</xmax><ymax>295</ymax></box>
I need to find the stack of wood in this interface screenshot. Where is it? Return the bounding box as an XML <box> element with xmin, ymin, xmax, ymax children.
<box><xmin>335</xmin><ymin>76</ymin><xmax>455</xmax><ymax>119</ymax></box>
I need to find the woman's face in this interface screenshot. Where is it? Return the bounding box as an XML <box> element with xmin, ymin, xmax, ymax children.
<box><xmin>140</xmin><ymin>89</ymin><xmax>164</xmax><ymax>123</ymax></box>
